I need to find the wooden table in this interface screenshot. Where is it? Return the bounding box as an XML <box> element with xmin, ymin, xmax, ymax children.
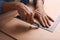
<box><xmin>0</xmin><ymin>0</ymin><xmax>60</xmax><ymax>40</ymax></box>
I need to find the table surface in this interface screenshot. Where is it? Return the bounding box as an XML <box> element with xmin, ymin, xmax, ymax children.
<box><xmin>1</xmin><ymin>0</ymin><xmax>60</xmax><ymax>40</ymax></box>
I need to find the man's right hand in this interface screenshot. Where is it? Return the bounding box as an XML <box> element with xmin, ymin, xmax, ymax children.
<box><xmin>2</xmin><ymin>2</ymin><xmax>35</xmax><ymax>24</ymax></box>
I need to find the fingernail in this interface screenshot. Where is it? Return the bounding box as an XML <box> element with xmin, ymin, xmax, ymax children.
<box><xmin>46</xmin><ymin>26</ymin><xmax>49</xmax><ymax>28</ymax></box>
<box><xmin>30</xmin><ymin>26</ymin><xmax>38</xmax><ymax>29</ymax></box>
<box><xmin>46</xmin><ymin>25</ymin><xmax>49</xmax><ymax>28</ymax></box>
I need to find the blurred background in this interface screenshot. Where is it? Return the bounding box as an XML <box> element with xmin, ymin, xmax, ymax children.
<box><xmin>44</xmin><ymin>0</ymin><xmax>60</xmax><ymax>20</ymax></box>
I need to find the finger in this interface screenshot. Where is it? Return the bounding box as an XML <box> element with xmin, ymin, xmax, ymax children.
<box><xmin>30</xmin><ymin>13</ymin><xmax>35</xmax><ymax>24</ymax></box>
<box><xmin>19</xmin><ymin>9</ymin><xmax>27</xmax><ymax>20</ymax></box>
<box><xmin>30</xmin><ymin>25</ymin><xmax>38</xmax><ymax>29</ymax></box>
<box><xmin>26</xmin><ymin>13</ymin><xmax>34</xmax><ymax>24</ymax></box>
<box><xmin>38</xmin><ymin>16</ymin><xmax>45</xmax><ymax>27</ymax></box>
<box><xmin>23</xmin><ymin>11</ymin><xmax>27</xmax><ymax>20</ymax></box>
<box><xmin>43</xmin><ymin>17</ymin><xmax>49</xmax><ymax>28</ymax></box>
<box><xmin>46</xmin><ymin>16</ymin><xmax>51</xmax><ymax>26</ymax></box>
<box><xmin>26</xmin><ymin>13</ymin><xmax>30</xmax><ymax>23</ymax></box>
<box><xmin>28</xmin><ymin>13</ymin><xmax>34</xmax><ymax>24</ymax></box>
<box><xmin>47</xmin><ymin>15</ymin><xmax>54</xmax><ymax>22</ymax></box>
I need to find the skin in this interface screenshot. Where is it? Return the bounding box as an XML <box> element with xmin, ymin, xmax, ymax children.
<box><xmin>35</xmin><ymin>0</ymin><xmax>54</xmax><ymax>27</ymax></box>
<box><xmin>2</xmin><ymin>2</ymin><xmax>38</xmax><ymax>29</ymax></box>
<box><xmin>2</xmin><ymin>0</ymin><xmax>54</xmax><ymax>28</ymax></box>
<box><xmin>2</xmin><ymin>2</ymin><xmax>34</xmax><ymax>24</ymax></box>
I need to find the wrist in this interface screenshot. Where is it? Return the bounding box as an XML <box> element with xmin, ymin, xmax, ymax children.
<box><xmin>36</xmin><ymin>0</ymin><xmax>44</xmax><ymax>9</ymax></box>
<box><xmin>2</xmin><ymin>2</ymin><xmax>18</xmax><ymax>12</ymax></box>
<box><xmin>36</xmin><ymin>7</ymin><xmax>44</xmax><ymax>11</ymax></box>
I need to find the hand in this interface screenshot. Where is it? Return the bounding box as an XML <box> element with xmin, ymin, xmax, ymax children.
<box><xmin>17</xmin><ymin>3</ymin><xmax>35</xmax><ymax>24</ymax></box>
<box><xmin>34</xmin><ymin>8</ymin><xmax>54</xmax><ymax>28</ymax></box>
<box><xmin>2</xmin><ymin>2</ymin><xmax>34</xmax><ymax>24</ymax></box>
<box><xmin>19</xmin><ymin>8</ymin><xmax>34</xmax><ymax>24</ymax></box>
